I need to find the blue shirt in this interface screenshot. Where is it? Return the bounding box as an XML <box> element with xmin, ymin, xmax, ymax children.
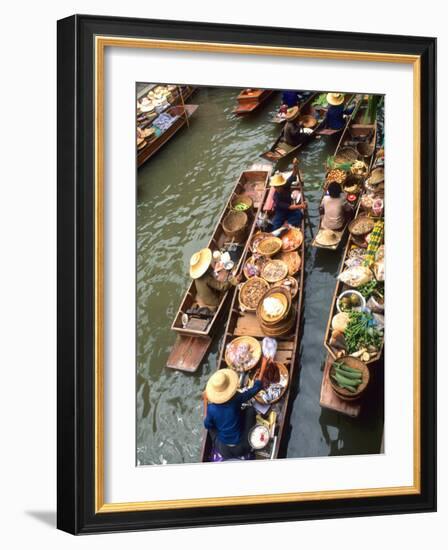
<box><xmin>282</xmin><ymin>90</ymin><xmax>299</xmax><ymax>107</ymax></box>
<box><xmin>325</xmin><ymin>104</ymin><xmax>345</xmax><ymax>130</ymax></box>
<box><xmin>204</xmin><ymin>380</ymin><xmax>263</xmax><ymax>445</ymax></box>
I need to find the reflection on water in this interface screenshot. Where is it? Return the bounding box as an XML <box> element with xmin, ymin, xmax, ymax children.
<box><xmin>137</xmin><ymin>87</ymin><xmax>383</xmax><ymax>465</ymax></box>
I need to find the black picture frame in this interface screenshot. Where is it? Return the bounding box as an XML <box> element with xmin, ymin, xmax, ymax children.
<box><xmin>57</xmin><ymin>14</ymin><xmax>436</xmax><ymax>534</ymax></box>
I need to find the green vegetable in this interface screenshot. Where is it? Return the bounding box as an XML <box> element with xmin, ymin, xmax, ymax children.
<box><xmin>331</xmin><ymin>375</ymin><xmax>358</xmax><ymax>393</ymax></box>
<box><xmin>331</xmin><ymin>370</ymin><xmax>360</xmax><ymax>388</ymax></box>
<box><xmin>337</xmin><ymin>363</ymin><xmax>363</xmax><ymax>376</ymax></box>
<box><xmin>312</xmin><ymin>93</ymin><xmax>328</xmax><ymax>107</ymax></box>
<box><xmin>334</xmin><ymin>366</ymin><xmax>362</xmax><ymax>380</ymax></box>
<box><xmin>344</xmin><ymin>311</ymin><xmax>383</xmax><ymax>354</ymax></box>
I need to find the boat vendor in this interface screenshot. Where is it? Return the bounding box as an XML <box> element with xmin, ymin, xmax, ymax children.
<box><xmin>189</xmin><ymin>248</ymin><xmax>240</xmax><ymax>309</ymax></box>
<box><xmin>320</xmin><ymin>182</ymin><xmax>354</xmax><ymax>230</ymax></box>
<box><xmin>324</xmin><ymin>93</ymin><xmax>353</xmax><ymax>131</ymax></box>
<box><xmin>281</xmin><ymin>90</ymin><xmax>300</xmax><ymax>108</ymax></box>
<box><xmin>203</xmin><ymin>367</ymin><xmax>265</xmax><ymax>459</ymax></box>
<box><xmin>282</xmin><ymin>106</ymin><xmax>304</xmax><ymax>147</ymax></box>
<box><xmin>270</xmin><ymin>160</ymin><xmax>307</xmax><ymax>231</ymax></box>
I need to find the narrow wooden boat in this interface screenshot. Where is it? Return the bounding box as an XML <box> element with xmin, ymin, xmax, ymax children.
<box><xmin>200</xmin><ymin>175</ymin><xmax>306</xmax><ymax>461</ymax></box>
<box><xmin>233</xmin><ymin>89</ymin><xmax>274</xmax><ymax>116</ymax></box>
<box><xmin>137</xmin><ymin>104</ymin><xmax>198</xmax><ymax>168</ymax></box>
<box><xmin>270</xmin><ymin>91</ymin><xmax>315</xmax><ymax>124</ymax></box>
<box><xmin>312</xmin><ymin>96</ymin><xmax>377</xmax><ymax>250</ymax></box>
<box><xmin>167</xmin><ymin>164</ymin><xmax>273</xmax><ymax>372</ymax></box>
<box><xmin>137</xmin><ymin>83</ymin><xmax>196</xmax><ymax>108</ymax></box>
<box><xmin>259</xmin><ymin>93</ymin><xmax>324</xmax><ymax>164</ymax></box>
<box><xmin>322</xmin><ymin>219</ymin><xmax>384</xmax><ymax>366</ymax></box>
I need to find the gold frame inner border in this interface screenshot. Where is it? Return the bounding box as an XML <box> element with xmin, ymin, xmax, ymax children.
<box><xmin>94</xmin><ymin>36</ymin><xmax>421</xmax><ymax>513</ymax></box>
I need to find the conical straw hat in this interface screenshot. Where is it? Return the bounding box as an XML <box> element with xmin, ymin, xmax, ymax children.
<box><xmin>206</xmin><ymin>369</ymin><xmax>239</xmax><ymax>404</ymax></box>
<box><xmin>189</xmin><ymin>248</ymin><xmax>212</xmax><ymax>279</ymax></box>
<box><xmin>326</xmin><ymin>93</ymin><xmax>345</xmax><ymax>106</ymax></box>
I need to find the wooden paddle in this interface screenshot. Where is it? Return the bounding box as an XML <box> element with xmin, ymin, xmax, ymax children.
<box><xmin>292</xmin><ymin>158</ymin><xmax>314</xmax><ymax>239</ymax></box>
<box><xmin>202</xmin><ymin>391</ymin><xmax>208</xmax><ymax>417</ymax></box>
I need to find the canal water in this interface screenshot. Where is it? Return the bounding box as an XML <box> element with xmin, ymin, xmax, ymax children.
<box><xmin>137</xmin><ymin>87</ymin><xmax>384</xmax><ymax>466</ymax></box>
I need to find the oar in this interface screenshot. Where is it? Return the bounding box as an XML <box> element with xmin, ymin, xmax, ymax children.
<box><xmin>202</xmin><ymin>391</ymin><xmax>208</xmax><ymax>417</ymax></box>
<box><xmin>178</xmin><ymin>85</ymin><xmax>189</xmax><ymax>128</ymax></box>
<box><xmin>292</xmin><ymin>160</ymin><xmax>314</xmax><ymax>239</ymax></box>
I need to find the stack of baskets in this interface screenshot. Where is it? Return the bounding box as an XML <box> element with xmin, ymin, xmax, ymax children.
<box><xmin>256</xmin><ymin>287</ymin><xmax>296</xmax><ymax>337</ymax></box>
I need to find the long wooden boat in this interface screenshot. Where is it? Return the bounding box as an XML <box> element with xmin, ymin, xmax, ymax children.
<box><xmin>200</xmin><ymin>174</ymin><xmax>306</xmax><ymax>461</ymax></box>
<box><xmin>312</xmin><ymin>96</ymin><xmax>377</xmax><ymax>250</ymax></box>
<box><xmin>270</xmin><ymin>91</ymin><xmax>315</xmax><ymax>124</ymax></box>
<box><xmin>259</xmin><ymin>93</ymin><xmax>324</xmax><ymax>164</ymax></box>
<box><xmin>137</xmin><ymin>104</ymin><xmax>198</xmax><ymax>168</ymax></box>
<box><xmin>166</xmin><ymin>164</ymin><xmax>273</xmax><ymax>372</ymax></box>
<box><xmin>233</xmin><ymin>89</ymin><xmax>274</xmax><ymax>116</ymax></box>
<box><xmin>137</xmin><ymin>83</ymin><xmax>196</xmax><ymax>104</ymax></box>
<box><xmin>322</xmin><ymin>216</ymin><xmax>384</xmax><ymax>366</ymax></box>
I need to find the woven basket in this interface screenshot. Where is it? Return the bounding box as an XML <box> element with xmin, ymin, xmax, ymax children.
<box><xmin>357</xmin><ymin>141</ymin><xmax>375</xmax><ymax>158</ymax></box>
<box><xmin>334</xmin><ymin>147</ymin><xmax>359</xmax><ymax>164</ymax></box>
<box><xmin>222</xmin><ymin>210</ymin><xmax>248</xmax><ymax>242</ymax></box>
<box><xmin>231</xmin><ymin>194</ymin><xmax>253</xmax><ymax>212</ymax></box>
<box><xmin>329</xmin><ymin>356</ymin><xmax>370</xmax><ymax>400</ymax></box>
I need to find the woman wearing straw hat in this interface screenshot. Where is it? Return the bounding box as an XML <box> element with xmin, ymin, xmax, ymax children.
<box><xmin>269</xmin><ymin>160</ymin><xmax>307</xmax><ymax>231</ymax></box>
<box><xmin>203</xmin><ymin>368</ymin><xmax>265</xmax><ymax>460</ymax></box>
<box><xmin>189</xmin><ymin>248</ymin><xmax>240</xmax><ymax>308</ymax></box>
<box><xmin>282</xmin><ymin>106</ymin><xmax>304</xmax><ymax>146</ymax></box>
<box><xmin>324</xmin><ymin>92</ymin><xmax>353</xmax><ymax>131</ymax></box>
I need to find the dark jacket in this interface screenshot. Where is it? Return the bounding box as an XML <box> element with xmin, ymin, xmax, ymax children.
<box><xmin>283</xmin><ymin>121</ymin><xmax>303</xmax><ymax>146</ymax></box>
<box><xmin>204</xmin><ymin>380</ymin><xmax>263</xmax><ymax>445</ymax></box>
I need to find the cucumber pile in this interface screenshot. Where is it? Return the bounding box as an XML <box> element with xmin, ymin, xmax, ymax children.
<box><xmin>330</xmin><ymin>361</ymin><xmax>363</xmax><ymax>393</ymax></box>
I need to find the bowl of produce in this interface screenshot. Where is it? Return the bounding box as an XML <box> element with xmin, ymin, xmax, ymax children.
<box><xmin>326</xmin><ymin>168</ymin><xmax>347</xmax><ymax>185</ymax></box>
<box><xmin>336</xmin><ymin>290</ymin><xmax>366</xmax><ymax>313</ymax></box>
<box><xmin>349</xmin><ymin>216</ymin><xmax>375</xmax><ymax>236</ymax></box>
<box><xmin>225</xmin><ymin>336</ymin><xmax>262</xmax><ymax>372</ymax></box>
<box><xmin>250</xmin><ymin>232</ymin><xmax>271</xmax><ymax>253</ymax></box>
<box><xmin>252</xmin><ymin>362</ymin><xmax>289</xmax><ymax>404</ymax></box>
<box><xmin>239</xmin><ymin>277</ymin><xmax>270</xmax><ymax>311</ymax></box>
<box><xmin>280</xmin><ymin>227</ymin><xmax>303</xmax><ymax>252</ymax></box>
<box><xmin>278</xmin><ymin>250</ymin><xmax>302</xmax><ymax>275</ymax></box>
<box><xmin>258</xmin><ymin>289</ymin><xmax>291</xmax><ymax>324</ymax></box>
<box><xmin>342</xmin><ymin>310</ymin><xmax>384</xmax><ymax>362</ymax></box>
<box><xmin>257</xmin><ymin>236</ymin><xmax>283</xmax><ymax>257</ymax></box>
<box><xmin>260</xmin><ymin>259</ymin><xmax>289</xmax><ymax>283</ymax></box>
<box><xmin>350</xmin><ymin>160</ymin><xmax>368</xmax><ymax>176</ymax></box>
<box><xmin>231</xmin><ymin>194</ymin><xmax>253</xmax><ymax>212</ymax></box>
<box><xmin>243</xmin><ymin>255</ymin><xmax>268</xmax><ymax>279</ymax></box>
<box><xmin>270</xmin><ymin>276</ymin><xmax>299</xmax><ymax>298</ymax></box>
<box><xmin>329</xmin><ymin>356</ymin><xmax>370</xmax><ymax>400</ymax></box>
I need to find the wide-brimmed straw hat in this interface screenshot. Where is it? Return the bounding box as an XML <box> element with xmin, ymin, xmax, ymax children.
<box><xmin>316</xmin><ymin>229</ymin><xmax>340</xmax><ymax>246</ymax></box>
<box><xmin>269</xmin><ymin>172</ymin><xmax>287</xmax><ymax>187</ymax></box>
<box><xmin>326</xmin><ymin>93</ymin><xmax>345</xmax><ymax>106</ymax></box>
<box><xmin>139</xmin><ymin>98</ymin><xmax>155</xmax><ymax>113</ymax></box>
<box><xmin>189</xmin><ymin>248</ymin><xmax>212</xmax><ymax>279</ymax></box>
<box><xmin>206</xmin><ymin>368</ymin><xmax>239</xmax><ymax>404</ymax></box>
<box><xmin>285</xmin><ymin>106</ymin><xmax>300</xmax><ymax>121</ymax></box>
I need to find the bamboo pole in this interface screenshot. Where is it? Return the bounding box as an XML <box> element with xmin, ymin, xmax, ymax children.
<box><xmin>178</xmin><ymin>85</ymin><xmax>189</xmax><ymax>128</ymax></box>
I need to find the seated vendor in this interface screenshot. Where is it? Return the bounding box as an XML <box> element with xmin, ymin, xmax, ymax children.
<box><xmin>270</xmin><ymin>163</ymin><xmax>307</xmax><ymax>231</ymax></box>
<box><xmin>282</xmin><ymin>106</ymin><xmax>303</xmax><ymax>146</ymax></box>
<box><xmin>204</xmin><ymin>368</ymin><xmax>263</xmax><ymax>460</ymax></box>
<box><xmin>320</xmin><ymin>182</ymin><xmax>353</xmax><ymax>230</ymax></box>
<box><xmin>324</xmin><ymin>93</ymin><xmax>353</xmax><ymax>131</ymax></box>
<box><xmin>190</xmin><ymin>248</ymin><xmax>239</xmax><ymax>309</ymax></box>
